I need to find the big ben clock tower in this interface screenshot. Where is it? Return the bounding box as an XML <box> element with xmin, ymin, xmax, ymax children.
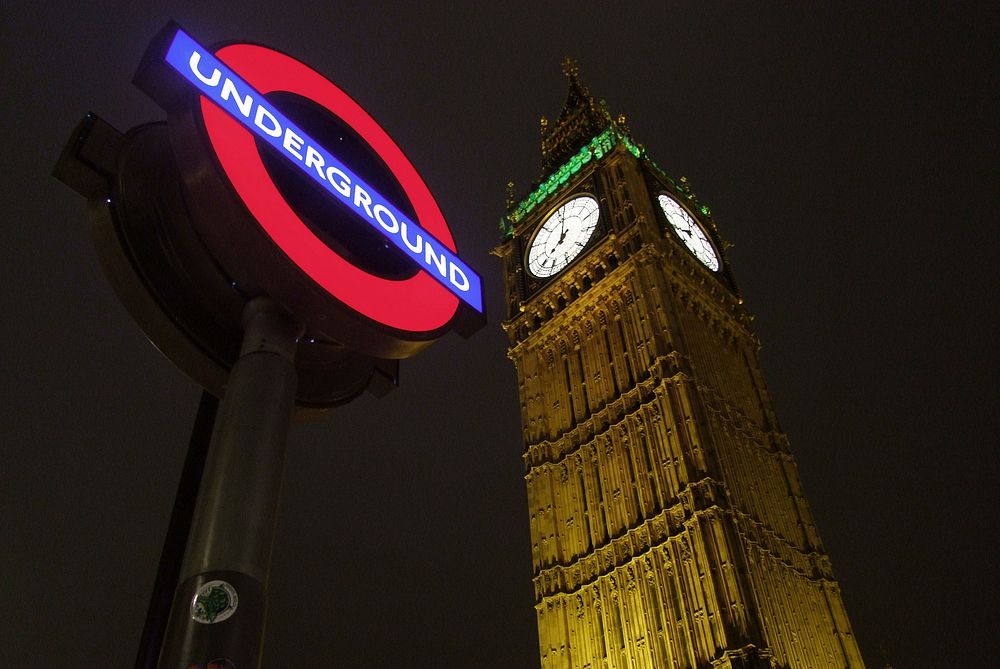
<box><xmin>494</xmin><ymin>61</ymin><xmax>865</xmax><ymax>669</ymax></box>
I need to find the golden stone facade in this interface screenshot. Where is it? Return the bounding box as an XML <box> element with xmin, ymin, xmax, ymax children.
<box><xmin>495</xmin><ymin>70</ymin><xmax>864</xmax><ymax>669</ymax></box>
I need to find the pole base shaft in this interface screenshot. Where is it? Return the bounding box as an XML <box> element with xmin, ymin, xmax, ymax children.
<box><xmin>157</xmin><ymin>298</ymin><xmax>301</xmax><ymax>669</ymax></box>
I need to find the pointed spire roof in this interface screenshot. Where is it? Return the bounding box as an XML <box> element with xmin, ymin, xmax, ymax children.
<box><xmin>539</xmin><ymin>57</ymin><xmax>615</xmax><ymax>174</ymax></box>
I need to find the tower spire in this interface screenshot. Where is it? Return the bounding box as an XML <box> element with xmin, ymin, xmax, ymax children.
<box><xmin>540</xmin><ymin>57</ymin><xmax>614</xmax><ymax>174</ymax></box>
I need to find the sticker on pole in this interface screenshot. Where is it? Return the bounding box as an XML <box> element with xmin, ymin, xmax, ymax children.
<box><xmin>191</xmin><ymin>580</ymin><xmax>239</xmax><ymax>624</ymax></box>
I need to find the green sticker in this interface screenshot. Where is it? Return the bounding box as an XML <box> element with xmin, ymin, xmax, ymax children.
<box><xmin>191</xmin><ymin>580</ymin><xmax>238</xmax><ymax>624</ymax></box>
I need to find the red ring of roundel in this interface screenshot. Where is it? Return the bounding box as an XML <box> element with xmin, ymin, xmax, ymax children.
<box><xmin>200</xmin><ymin>43</ymin><xmax>459</xmax><ymax>333</ymax></box>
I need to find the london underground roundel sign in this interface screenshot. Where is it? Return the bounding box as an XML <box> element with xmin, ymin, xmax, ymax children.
<box><xmin>136</xmin><ymin>24</ymin><xmax>483</xmax><ymax>357</ymax></box>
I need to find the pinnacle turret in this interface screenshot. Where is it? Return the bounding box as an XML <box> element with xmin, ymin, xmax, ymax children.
<box><xmin>539</xmin><ymin>57</ymin><xmax>615</xmax><ymax>174</ymax></box>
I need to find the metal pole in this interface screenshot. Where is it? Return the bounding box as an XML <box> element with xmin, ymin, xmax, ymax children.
<box><xmin>135</xmin><ymin>390</ymin><xmax>219</xmax><ymax>669</ymax></box>
<box><xmin>157</xmin><ymin>297</ymin><xmax>303</xmax><ymax>669</ymax></box>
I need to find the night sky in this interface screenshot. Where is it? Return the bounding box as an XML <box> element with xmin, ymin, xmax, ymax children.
<box><xmin>3</xmin><ymin>3</ymin><xmax>996</xmax><ymax>668</ymax></box>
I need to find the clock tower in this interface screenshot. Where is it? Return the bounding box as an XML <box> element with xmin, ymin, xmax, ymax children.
<box><xmin>494</xmin><ymin>61</ymin><xmax>865</xmax><ymax>669</ymax></box>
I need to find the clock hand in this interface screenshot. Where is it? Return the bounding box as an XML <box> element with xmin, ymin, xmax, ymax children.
<box><xmin>551</xmin><ymin>229</ymin><xmax>569</xmax><ymax>254</ymax></box>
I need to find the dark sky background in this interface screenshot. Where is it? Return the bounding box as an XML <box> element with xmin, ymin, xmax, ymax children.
<box><xmin>3</xmin><ymin>2</ymin><xmax>997</xmax><ymax>668</ymax></box>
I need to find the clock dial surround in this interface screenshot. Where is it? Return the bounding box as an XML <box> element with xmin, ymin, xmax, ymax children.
<box><xmin>526</xmin><ymin>195</ymin><xmax>601</xmax><ymax>278</ymax></box>
<box><xmin>657</xmin><ymin>193</ymin><xmax>720</xmax><ymax>272</ymax></box>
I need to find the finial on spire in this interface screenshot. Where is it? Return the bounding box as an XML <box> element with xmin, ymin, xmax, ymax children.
<box><xmin>505</xmin><ymin>181</ymin><xmax>517</xmax><ymax>210</ymax></box>
<box><xmin>561</xmin><ymin>56</ymin><xmax>579</xmax><ymax>79</ymax></box>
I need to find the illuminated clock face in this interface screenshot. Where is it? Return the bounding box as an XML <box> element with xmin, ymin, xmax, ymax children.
<box><xmin>657</xmin><ymin>193</ymin><xmax>720</xmax><ymax>271</ymax></box>
<box><xmin>526</xmin><ymin>195</ymin><xmax>600</xmax><ymax>278</ymax></box>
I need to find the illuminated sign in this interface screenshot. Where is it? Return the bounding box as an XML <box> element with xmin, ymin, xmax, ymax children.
<box><xmin>157</xmin><ymin>28</ymin><xmax>482</xmax><ymax>332</ymax></box>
